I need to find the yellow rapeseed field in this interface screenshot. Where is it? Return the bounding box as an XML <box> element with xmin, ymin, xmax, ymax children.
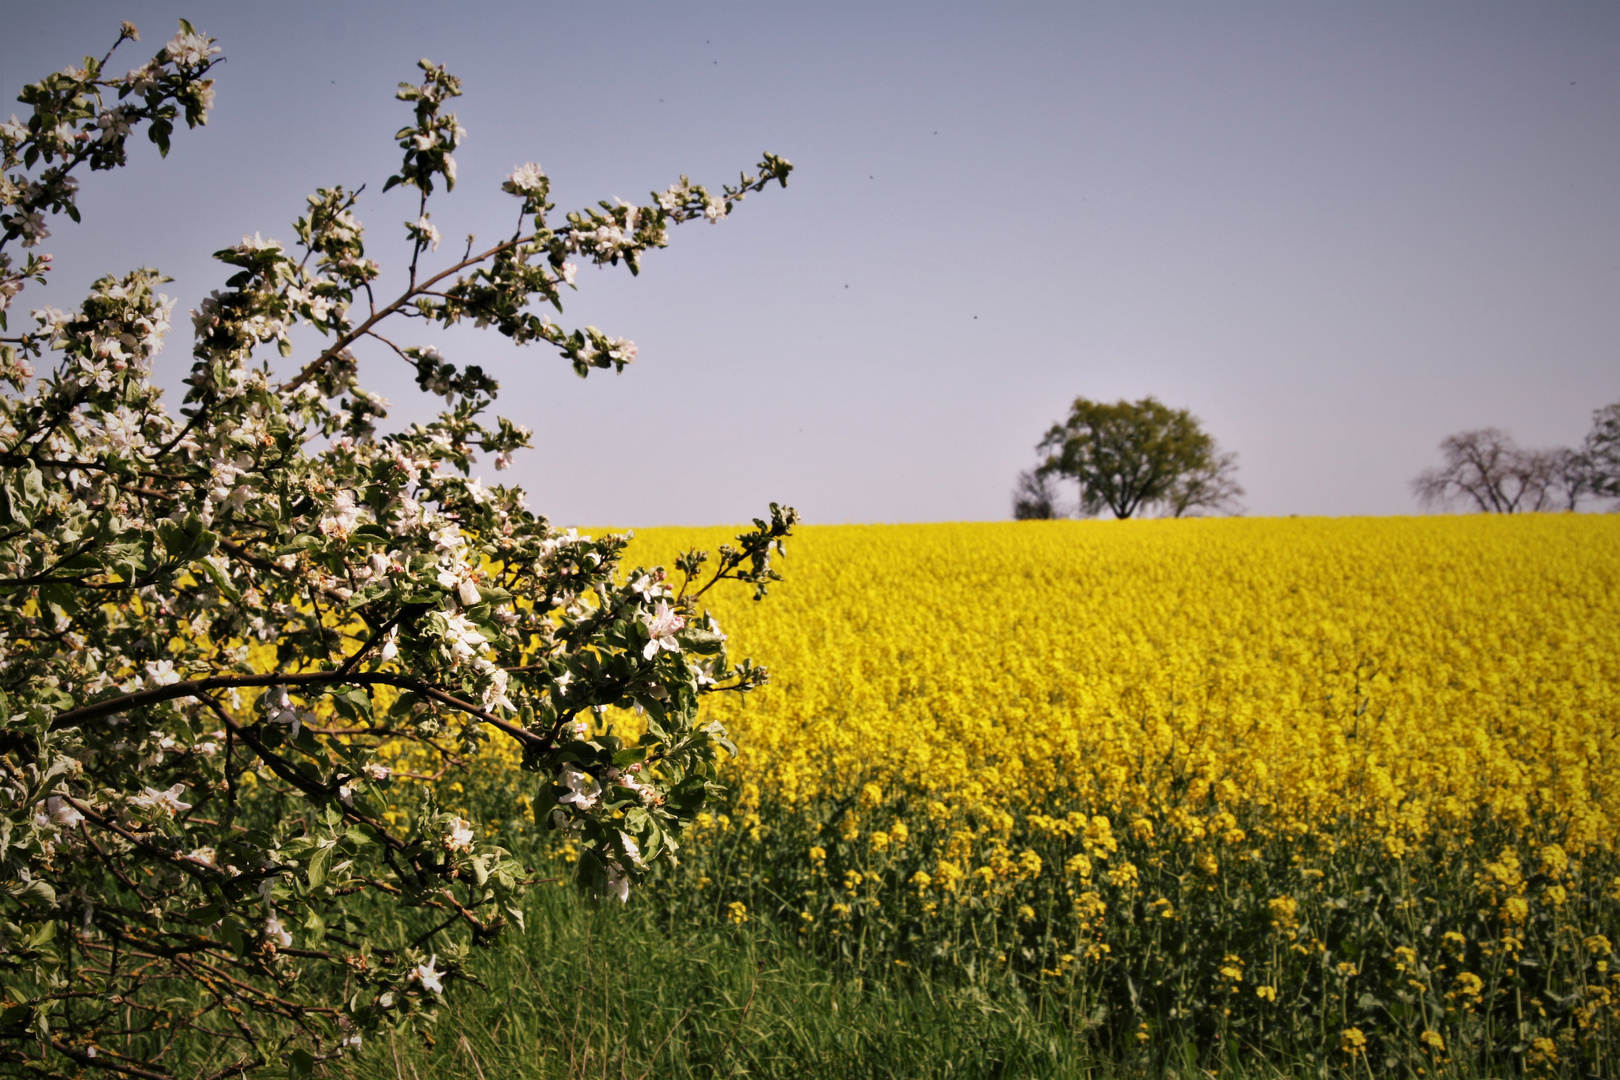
<box><xmin>609</xmin><ymin>515</ymin><xmax>1618</xmax><ymax>1071</ymax></box>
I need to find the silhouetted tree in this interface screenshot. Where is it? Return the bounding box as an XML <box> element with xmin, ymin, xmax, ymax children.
<box><xmin>1012</xmin><ymin>468</ymin><xmax>1063</xmax><ymax>519</ymax></box>
<box><xmin>1163</xmin><ymin>449</ymin><xmax>1245</xmax><ymax>518</ymax></box>
<box><xmin>1580</xmin><ymin>402</ymin><xmax>1620</xmax><ymax>505</ymax></box>
<box><xmin>1412</xmin><ymin>428</ymin><xmax>1569</xmax><ymax>512</ymax></box>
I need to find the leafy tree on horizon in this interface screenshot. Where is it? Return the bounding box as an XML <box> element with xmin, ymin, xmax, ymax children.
<box><xmin>1030</xmin><ymin>395</ymin><xmax>1242</xmax><ymax>519</ymax></box>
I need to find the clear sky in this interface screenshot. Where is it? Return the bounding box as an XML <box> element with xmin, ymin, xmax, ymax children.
<box><xmin>4</xmin><ymin>2</ymin><xmax>1617</xmax><ymax>525</ymax></box>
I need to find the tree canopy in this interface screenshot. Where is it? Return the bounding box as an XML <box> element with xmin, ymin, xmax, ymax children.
<box><xmin>1033</xmin><ymin>396</ymin><xmax>1241</xmax><ymax>519</ymax></box>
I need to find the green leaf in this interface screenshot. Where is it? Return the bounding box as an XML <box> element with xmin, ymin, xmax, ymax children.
<box><xmin>306</xmin><ymin>844</ymin><xmax>333</xmax><ymax>888</ymax></box>
<box><xmin>199</xmin><ymin>557</ymin><xmax>241</xmax><ymax>602</ymax></box>
<box><xmin>272</xmin><ymin>534</ymin><xmax>320</xmax><ymax>557</ymax></box>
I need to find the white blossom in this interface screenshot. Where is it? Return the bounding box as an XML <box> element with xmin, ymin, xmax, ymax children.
<box><xmin>412</xmin><ymin>956</ymin><xmax>445</xmax><ymax>994</ymax></box>
<box><xmin>40</xmin><ymin>796</ymin><xmax>85</xmax><ymax>827</ymax></box>
<box><xmin>263</xmin><ymin>916</ymin><xmax>293</xmax><ymax>948</ymax></box>
<box><xmin>164</xmin><ymin>30</ymin><xmax>219</xmax><ymax>67</ymax></box>
<box><xmin>502</xmin><ymin>162</ymin><xmax>546</xmax><ymax>196</ymax></box>
<box><xmin>557</xmin><ymin>764</ymin><xmax>600</xmax><ymax>810</ymax></box>
<box><xmin>412</xmin><ymin>215</ymin><xmax>441</xmax><ymax>251</ymax></box>
<box><xmin>606</xmin><ymin>862</ymin><xmax>631</xmax><ymax>903</ymax></box>
<box><xmin>130</xmin><ymin>784</ymin><xmax>192</xmax><ymax>817</ymax></box>
<box><xmin>445</xmin><ymin>817</ymin><xmax>475</xmax><ymax>852</ymax></box>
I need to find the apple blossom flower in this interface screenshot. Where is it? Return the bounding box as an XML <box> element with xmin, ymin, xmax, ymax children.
<box><xmin>364</xmin><ymin>763</ymin><xmax>393</xmax><ymax>781</ymax></box>
<box><xmin>557</xmin><ymin>764</ymin><xmax>600</xmax><ymax>810</ymax></box>
<box><xmin>164</xmin><ymin>29</ymin><xmax>219</xmax><ymax>67</ymax></box>
<box><xmin>318</xmin><ymin>489</ymin><xmax>363</xmax><ymax>538</ymax></box>
<box><xmin>42</xmin><ymin>796</ymin><xmax>85</xmax><ymax>827</ymax></box>
<box><xmin>412</xmin><ymin>956</ymin><xmax>445</xmax><ymax>994</ymax></box>
<box><xmin>430</xmin><ymin>522</ymin><xmax>466</xmax><ymax>553</ymax></box>
<box><xmin>130</xmin><ymin>784</ymin><xmax>192</xmax><ymax>817</ymax></box>
<box><xmin>445</xmin><ymin>817</ymin><xmax>475</xmax><ymax>852</ymax></box>
<box><xmin>643</xmin><ymin>601</ymin><xmax>685</xmax><ymax>659</ymax></box>
<box><xmin>412</xmin><ymin>215</ymin><xmax>441</xmax><ymax>251</ymax></box>
<box><xmin>657</xmin><ymin>181</ymin><xmax>689</xmax><ymax>213</ymax></box>
<box><xmin>606</xmin><ymin>862</ymin><xmax>631</xmax><ymax>903</ymax></box>
<box><xmin>264</xmin><ymin>916</ymin><xmax>292</xmax><ymax>948</ymax></box>
<box><xmin>502</xmin><ymin>162</ymin><xmax>546</xmax><ymax>196</ymax></box>
<box><xmin>606</xmin><ymin>337</ymin><xmax>637</xmax><ymax>364</ymax></box>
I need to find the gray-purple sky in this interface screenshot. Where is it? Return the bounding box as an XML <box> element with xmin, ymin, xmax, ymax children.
<box><xmin>5</xmin><ymin>2</ymin><xmax>1617</xmax><ymax>524</ymax></box>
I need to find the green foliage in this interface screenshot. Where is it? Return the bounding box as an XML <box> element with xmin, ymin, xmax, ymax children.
<box><xmin>661</xmin><ymin>785</ymin><xmax>1619</xmax><ymax>1078</ymax></box>
<box><xmin>0</xmin><ymin>19</ymin><xmax>794</xmax><ymax>1079</ymax></box>
<box><xmin>1035</xmin><ymin>396</ymin><xmax>1241</xmax><ymax>519</ymax></box>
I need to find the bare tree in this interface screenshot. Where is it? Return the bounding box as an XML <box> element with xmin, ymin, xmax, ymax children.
<box><xmin>1012</xmin><ymin>468</ymin><xmax>1063</xmax><ymax>519</ymax></box>
<box><xmin>1163</xmin><ymin>448</ymin><xmax>1245</xmax><ymax>518</ymax></box>
<box><xmin>1543</xmin><ymin>446</ymin><xmax>1590</xmax><ymax>512</ymax></box>
<box><xmin>1411</xmin><ymin>428</ymin><xmax>1566</xmax><ymax>513</ymax></box>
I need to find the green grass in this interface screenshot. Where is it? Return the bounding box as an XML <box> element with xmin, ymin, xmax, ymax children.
<box><xmin>356</xmin><ymin>880</ymin><xmax>1095</xmax><ymax>1080</ymax></box>
<box><xmin>346</xmin><ymin>879</ymin><xmax>1485</xmax><ymax>1080</ymax></box>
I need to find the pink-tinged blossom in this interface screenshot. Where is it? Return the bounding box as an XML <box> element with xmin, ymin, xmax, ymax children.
<box><xmin>643</xmin><ymin>601</ymin><xmax>685</xmax><ymax>660</ymax></box>
<box><xmin>363</xmin><ymin>763</ymin><xmax>392</xmax><ymax>781</ymax></box>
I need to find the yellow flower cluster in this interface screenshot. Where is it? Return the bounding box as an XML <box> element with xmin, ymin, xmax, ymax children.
<box><xmin>623</xmin><ymin>515</ymin><xmax>1617</xmax><ymax>854</ymax></box>
<box><xmin>606</xmin><ymin>515</ymin><xmax>1619</xmax><ymax>1067</ymax></box>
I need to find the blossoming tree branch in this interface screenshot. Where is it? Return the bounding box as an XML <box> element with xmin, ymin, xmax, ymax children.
<box><xmin>0</xmin><ymin>20</ymin><xmax>794</xmax><ymax>1078</ymax></box>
